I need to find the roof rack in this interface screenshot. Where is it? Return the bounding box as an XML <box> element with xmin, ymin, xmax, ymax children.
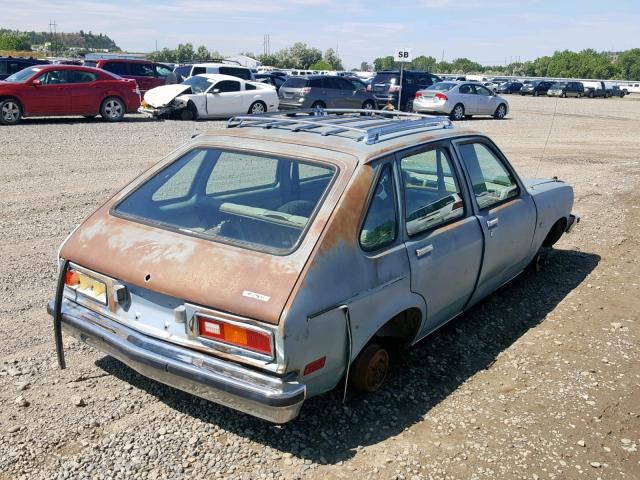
<box><xmin>227</xmin><ymin>109</ymin><xmax>453</xmax><ymax>145</ymax></box>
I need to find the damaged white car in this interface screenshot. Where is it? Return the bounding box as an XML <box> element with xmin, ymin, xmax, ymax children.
<box><xmin>139</xmin><ymin>74</ymin><xmax>279</xmax><ymax>119</ymax></box>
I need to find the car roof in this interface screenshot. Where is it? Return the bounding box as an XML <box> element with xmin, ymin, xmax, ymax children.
<box><xmin>202</xmin><ymin>112</ymin><xmax>482</xmax><ymax>166</ymax></box>
<box><xmin>191</xmin><ymin>63</ymin><xmax>250</xmax><ymax>69</ymax></box>
<box><xmin>194</xmin><ymin>73</ymin><xmax>246</xmax><ymax>82</ymax></box>
<box><xmin>96</xmin><ymin>58</ymin><xmax>154</xmax><ymax>64</ymax></box>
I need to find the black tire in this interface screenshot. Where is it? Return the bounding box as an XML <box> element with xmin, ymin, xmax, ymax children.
<box><xmin>100</xmin><ymin>97</ymin><xmax>126</xmax><ymax>122</ymax></box>
<box><xmin>450</xmin><ymin>103</ymin><xmax>465</xmax><ymax>121</ymax></box>
<box><xmin>577</xmin><ymin>93</ymin><xmax>582</xmax><ymax>99</ymax></box>
<box><xmin>248</xmin><ymin>101</ymin><xmax>266</xmax><ymax>115</ymax></box>
<box><xmin>178</xmin><ymin>102</ymin><xmax>199</xmax><ymax>121</ymax></box>
<box><xmin>525</xmin><ymin>252</ymin><xmax>542</xmax><ymax>274</ymax></box>
<box><xmin>405</xmin><ymin>99</ymin><xmax>414</xmax><ymax>112</ymax></box>
<box><xmin>542</xmin><ymin>218</ymin><xmax>567</xmax><ymax>247</ymax></box>
<box><xmin>493</xmin><ymin>103</ymin><xmax>507</xmax><ymax>119</ymax></box>
<box><xmin>0</xmin><ymin>98</ymin><xmax>22</xmax><ymax>125</ymax></box>
<box><xmin>311</xmin><ymin>101</ymin><xmax>326</xmax><ymax>110</ymax></box>
<box><xmin>561</xmin><ymin>92</ymin><xmax>567</xmax><ymax>98</ymax></box>
<box><xmin>533</xmin><ymin>91</ymin><xmax>539</xmax><ymax>97</ymax></box>
<box><xmin>350</xmin><ymin>343</ymin><xmax>390</xmax><ymax>393</ymax></box>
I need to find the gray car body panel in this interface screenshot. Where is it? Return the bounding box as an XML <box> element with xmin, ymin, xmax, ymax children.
<box><xmin>278</xmin><ymin>75</ymin><xmax>377</xmax><ymax>110</ymax></box>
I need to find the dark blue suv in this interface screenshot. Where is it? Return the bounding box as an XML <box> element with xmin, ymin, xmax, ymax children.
<box><xmin>0</xmin><ymin>57</ymin><xmax>49</xmax><ymax>81</ymax></box>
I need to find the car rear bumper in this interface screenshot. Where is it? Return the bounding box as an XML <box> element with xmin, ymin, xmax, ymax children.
<box><xmin>47</xmin><ymin>298</ymin><xmax>305</xmax><ymax>423</ymax></box>
<box><xmin>413</xmin><ymin>99</ymin><xmax>449</xmax><ymax>114</ymax></box>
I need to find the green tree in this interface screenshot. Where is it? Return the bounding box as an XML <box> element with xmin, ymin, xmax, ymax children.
<box><xmin>175</xmin><ymin>43</ymin><xmax>195</xmax><ymax>63</ymax></box>
<box><xmin>0</xmin><ymin>32</ymin><xmax>31</xmax><ymax>51</ymax></box>
<box><xmin>409</xmin><ymin>55</ymin><xmax>437</xmax><ymax>72</ymax></box>
<box><xmin>310</xmin><ymin>60</ymin><xmax>332</xmax><ymax>70</ymax></box>
<box><xmin>373</xmin><ymin>56</ymin><xmax>396</xmax><ymax>71</ymax></box>
<box><xmin>616</xmin><ymin>49</ymin><xmax>640</xmax><ymax>80</ymax></box>
<box><xmin>450</xmin><ymin>57</ymin><xmax>483</xmax><ymax>73</ymax></box>
<box><xmin>323</xmin><ymin>48</ymin><xmax>343</xmax><ymax>70</ymax></box>
<box><xmin>194</xmin><ymin>45</ymin><xmax>210</xmax><ymax>61</ymax></box>
<box><xmin>360</xmin><ymin>61</ymin><xmax>369</xmax><ymax>72</ymax></box>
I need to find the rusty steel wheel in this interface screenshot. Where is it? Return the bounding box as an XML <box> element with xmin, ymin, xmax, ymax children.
<box><xmin>350</xmin><ymin>343</ymin><xmax>390</xmax><ymax>393</ymax></box>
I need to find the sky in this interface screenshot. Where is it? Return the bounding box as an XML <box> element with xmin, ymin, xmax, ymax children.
<box><xmin>2</xmin><ymin>0</ymin><xmax>639</xmax><ymax>68</ymax></box>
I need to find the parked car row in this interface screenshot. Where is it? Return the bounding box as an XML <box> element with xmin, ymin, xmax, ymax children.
<box><xmin>413</xmin><ymin>81</ymin><xmax>509</xmax><ymax>120</ymax></box>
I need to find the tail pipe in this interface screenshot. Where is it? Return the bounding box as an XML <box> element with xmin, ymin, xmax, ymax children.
<box><xmin>54</xmin><ymin>259</ymin><xmax>69</xmax><ymax>369</ymax></box>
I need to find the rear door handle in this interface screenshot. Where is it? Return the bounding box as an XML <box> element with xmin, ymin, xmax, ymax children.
<box><xmin>416</xmin><ymin>244</ymin><xmax>434</xmax><ymax>258</ymax></box>
<box><xmin>487</xmin><ymin>218</ymin><xmax>499</xmax><ymax>229</ymax></box>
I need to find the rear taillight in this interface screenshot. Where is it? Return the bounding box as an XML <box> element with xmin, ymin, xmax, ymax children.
<box><xmin>435</xmin><ymin>93</ymin><xmax>448</xmax><ymax>101</ymax></box>
<box><xmin>389</xmin><ymin>85</ymin><xmax>400</xmax><ymax>93</ymax></box>
<box><xmin>196</xmin><ymin>314</ymin><xmax>273</xmax><ymax>357</ymax></box>
<box><xmin>65</xmin><ymin>268</ymin><xmax>107</xmax><ymax>304</ymax></box>
<box><xmin>415</xmin><ymin>92</ymin><xmax>423</xmax><ymax>99</ymax></box>
<box><xmin>301</xmin><ymin>87</ymin><xmax>311</xmax><ymax>94</ymax></box>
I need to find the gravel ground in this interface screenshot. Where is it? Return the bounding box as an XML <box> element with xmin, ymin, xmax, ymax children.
<box><xmin>1</xmin><ymin>96</ymin><xmax>639</xmax><ymax>480</ymax></box>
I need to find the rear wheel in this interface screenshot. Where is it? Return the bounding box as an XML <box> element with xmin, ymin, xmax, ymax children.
<box><xmin>561</xmin><ymin>92</ymin><xmax>567</xmax><ymax>98</ymax></box>
<box><xmin>493</xmin><ymin>103</ymin><xmax>507</xmax><ymax>119</ymax></box>
<box><xmin>361</xmin><ymin>100</ymin><xmax>375</xmax><ymax>110</ymax></box>
<box><xmin>577</xmin><ymin>92</ymin><xmax>582</xmax><ymax>99</ymax></box>
<box><xmin>0</xmin><ymin>98</ymin><xmax>22</xmax><ymax>125</ymax></box>
<box><xmin>248</xmin><ymin>101</ymin><xmax>266</xmax><ymax>115</ymax></box>
<box><xmin>350</xmin><ymin>343</ymin><xmax>390</xmax><ymax>393</ymax></box>
<box><xmin>311</xmin><ymin>101</ymin><xmax>326</xmax><ymax>110</ymax></box>
<box><xmin>450</xmin><ymin>103</ymin><xmax>465</xmax><ymax>121</ymax></box>
<box><xmin>533</xmin><ymin>91</ymin><xmax>539</xmax><ymax>97</ymax></box>
<box><xmin>100</xmin><ymin>97</ymin><xmax>125</xmax><ymax>122</ymax></box>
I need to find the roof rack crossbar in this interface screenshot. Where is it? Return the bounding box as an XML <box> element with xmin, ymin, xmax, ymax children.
<box><xmin>226</xmin><ymin>109</ymin><xmax>452</xmax><ymax>144</ymax></box>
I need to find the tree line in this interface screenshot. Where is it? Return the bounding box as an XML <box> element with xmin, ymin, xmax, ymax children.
<box><xmin>372</xmin><ymin>49</ymin><xmax>640</xmax><ymax>80</ymax></box>
<box><xmin>0</xmin><ymin>28</ymin><xmax>119</xmax><ymax>53</ymax></box>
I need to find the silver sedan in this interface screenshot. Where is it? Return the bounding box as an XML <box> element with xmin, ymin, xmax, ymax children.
<box><xmin>413</xmin><ymin>82</ymin><xmax>509</xmax><ymax>121</ymax></box>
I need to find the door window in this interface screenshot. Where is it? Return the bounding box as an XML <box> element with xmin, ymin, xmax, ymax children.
<box><xmin>68</xmin><ymin>71</ymin><xmax>98</xmax><ymax>83</ymax></box>
<box><xmin>130</xmin><ymin>63</ymin><xmax>155</xmax><ymax>77</ymax></box>
<box><xmin>154</xmin><ymin>64</ymin><xmax>173</xmax><ymax>77</ymax></box>
<box><xmin>38</xmin><ymin>70</ymin><xmax>68</xmax><ymax>84</ymax></box>
<box><xmin>459</xmin><ymin>84</ymin><xmax>474</xmax><ymax>94</ymax></box>
<box><xmin>360</xmin><ymin>164</ymin><xmax>398</xmax><ymax>251</ymax></box>
<box><xmin>475</xmin><ymin>86</ymin><xmax>492</xmax><ymax>96</ymax></box>
<box><xmin>219</xmin><ymin>67</ymin><xmax>251</xmax><ymax>80</ymax></box>
<box><xmin>102</xmin><ymin>62</ymin><xmax>128</xmax><ymax>75</ymax></box>
<box><xmin>336</xmin><ymin>78</ymin><xmax>356</xmax><ymax>91</ymax></box>
<box><xmin>400</xmin><ymin>147</ymin><xmax>465</xmax><ymax>236</ymax></box>
<box><xmin>214</xmin><ymin>80</ymin><xmax>241</xmax><ymax>93</ymax></box>
<box><xmin>458</xmin><ymin>142</ymin><xmax>518</xmax><ymax>209</ymax></box>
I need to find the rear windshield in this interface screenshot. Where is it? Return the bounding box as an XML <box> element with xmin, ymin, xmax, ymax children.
<box><xmin>427</xmin><ymin>82</ymin><xmax>456</xmax><ymax>91</ymax></box>
<box><xmin>115</xmin><ymin>148</ymin><xmax>335</xmax><ymax>253</ymax></box>
<box><xmin>372</xmin><ymin>73</ymin><xmax>398</xmax><ymax>84</ymax></box>
<box><xmin>282</xmin><ymin>77</ymin><xmax>309</xmax><ymax>88</ymax></box>
<box><xmin>83</xmin><ymin>60</ymin><xmax>97</xmax><ymax>67</ymax></box>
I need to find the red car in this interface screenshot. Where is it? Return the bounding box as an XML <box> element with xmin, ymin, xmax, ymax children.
<box><xmin>0</xmin><ymin>64</ymin><xmax>141</xmax><ymax>125</ymax></box>
<box><xmin>84</xmin><ymin>59</ymin><xmax>173</xmax><ymax>94</ymax></box>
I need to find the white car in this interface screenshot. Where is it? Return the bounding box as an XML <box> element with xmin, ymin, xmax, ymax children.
<box><xmin>413</xmin><ymin>81</ymin><xmax>509</xmax><ymax>121</ymax></box>
<box><xmin>139</xmin><ymin>74</ymin><xmax>279</xmax><ymax>120</ymax></box>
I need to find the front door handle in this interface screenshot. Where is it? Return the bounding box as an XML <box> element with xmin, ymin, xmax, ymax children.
<box><xmin>487</xmin><ymin>218</ymin><xmax>499</xmax><ymax>229</ymax></box>
<box><xmin>416</xmin><ymin>244</ymin><xmax>434</xmax><ymax>258</ymax></box>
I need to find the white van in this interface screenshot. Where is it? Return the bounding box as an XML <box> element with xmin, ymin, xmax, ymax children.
<box><xmin>188</xmin><ymin>63</ymin><xmax>254</xmax><ymax>81</ymax></box>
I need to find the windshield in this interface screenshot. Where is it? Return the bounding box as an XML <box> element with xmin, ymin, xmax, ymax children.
<box><xmin>427</xmin><ymin>82</ymin><xmax>456</xmax><ymax>91</ymax></box>
<box><xmin>4</xmin><ymin>66</ymin><xmax>42</xmax><ymax>83</ymax></box>
<box><xmin>181</xmin><ymin>75</ymin><xmax>215</xmax><ymax>93</ymax></box>
<box><xmin>372</xmin><ymin>73</ymin><xmax>398</xmax><ymax>84</ymax></box>
<box><xmin>115</xmin><ymin>148</ymin><xmax>336</xmax><ymax>253</ymax></box>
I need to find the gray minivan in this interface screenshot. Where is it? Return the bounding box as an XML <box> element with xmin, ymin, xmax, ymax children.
<box><xmin>278</xmin><ymin>75</ymin><xmax>377</xmax><ymax>110</ymax></box>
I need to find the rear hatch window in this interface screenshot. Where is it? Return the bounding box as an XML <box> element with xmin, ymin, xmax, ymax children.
<box><xmin>114</xmin><ymin>148</ymin><xmax>336</xmax><ymax>253</ymax></box>
<box><xmin>371</xmin><ymin>73</ymin><xmax>398</xmax><ymax>94</ymax></box>
<box><xmin>282</xmin><ymin>78</ymin><xmax>309</xmax><ymax>89</ymax></box>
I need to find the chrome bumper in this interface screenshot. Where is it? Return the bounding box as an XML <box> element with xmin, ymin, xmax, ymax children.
<box><xmin>47</xmin><ymin>298</ymin><xmax>305</xmax><ymax>423</ymax></box>
<box><xmin>566</xmin><ymin>213</ymin><xmax>580</xmax><ymax>233</ymax></box>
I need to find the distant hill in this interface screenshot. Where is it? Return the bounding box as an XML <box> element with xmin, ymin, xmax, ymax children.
<box><xmin>0</xmin><ymin>28</ymin><xmax>120</xmax><ymax>50</ymax></box>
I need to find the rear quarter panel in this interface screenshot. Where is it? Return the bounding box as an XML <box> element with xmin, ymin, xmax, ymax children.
<box><xmin>525</xmin><ymin>180</ymin><xmax>574</xmax><ymax>254</ymax></box>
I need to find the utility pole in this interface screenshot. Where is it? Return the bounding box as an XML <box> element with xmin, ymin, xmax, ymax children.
<box><xmin>49</xmin><ymin>20</ymin><xmax>58</xmax><ymax>57</ymax></box>
<box><xmin>155</xmin><ymin>39</ymin><xmax>158</xmax><ymax>52</ymax></box>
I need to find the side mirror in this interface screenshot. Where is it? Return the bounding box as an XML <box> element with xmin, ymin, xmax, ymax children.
<box><xmin>32</xmin><ymin>79</ymin><xmax>41</xmax><ymax>86</ymax></box>
<box><xmin>211</xmin><ymin>88</ymin><xmax>220</xmax><ymax>94</ymax></box>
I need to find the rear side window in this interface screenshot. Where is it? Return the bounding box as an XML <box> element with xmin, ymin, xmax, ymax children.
<box><xmin>154</xmin><ymin>64</ymin><xmax>173</xmax><ymax>77</ymax></box>
<box><xmin>400</xmin><ymin>148</ymin><xmax>464</xmax><ymax>235</ymax></box>
<box><xmin>130</xmin><ymin>63</ymin><xmax>154</xmax><ymax>77</ymax></box>
<box><xmin>283</xmin><ymin>77</ymin><xmax>309</xmax><ymax>88</ymax></box>
<box><xmin>191</xmin><ymin>66</ymin><xmax>206</xmax><ymax>75</ymax></box>
<box><xmin>219</xmin><ymin>67</ymin><xmax>251</xmax><ymax>80</ymax></box>
<box><xmin>0</xmin><ymin>61</ymin><xmax>6</xmax><ymax>75</ymax></box>
<box><xmin>214</xmin><ymin>80</ymin><xmax>240</xmax><ymax>93</ymax></box>
<box><xmin>245</xmin><ymin>83</ymin><xmax>256</xmax><ymax>90</ymax></box>
<box><xmin>103</xmin><ymin>62</ymin><xmax>128</xmax><ymax>75</ymax></box>
<box><xmin>458</xmin><ymin>142</ymin><xmax>518</xmax><ymax>209</ymax></box>
<box><xmin>309</xmin><ymin>78</ymin><xmax>323</xmax><ymax>88</ymax></box>
<box><xmin>115</xmin><ymin>149</ymin><xmax>335</xmax><ymax>253</ymax></box>
<box><xmin>69</xmin><ymin>71</ymin><xmax>98</xmax><ymax>83</ymax></box>
<box><xmin>360</xmin><ymin>164</ymin><xmax>398</xmax><ymax>251</ymax></box>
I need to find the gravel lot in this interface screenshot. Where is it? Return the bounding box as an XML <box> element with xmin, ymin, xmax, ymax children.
<box><xmin>1</xmin><ymin>96</ymin><xmax>639</xmax><ymax>480</ymax></box>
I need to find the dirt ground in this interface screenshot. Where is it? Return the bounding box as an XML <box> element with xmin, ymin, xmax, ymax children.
<box><xmin>0</xmin><ymin>95</ymin><xmax>638</xmax><ymax>480</ymax></box>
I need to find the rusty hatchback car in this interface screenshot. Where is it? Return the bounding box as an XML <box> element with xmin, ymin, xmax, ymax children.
<box><xmin>49</xmin><ymin>109</ymin><xmax>579</xmax><ymax>423</ymax></box>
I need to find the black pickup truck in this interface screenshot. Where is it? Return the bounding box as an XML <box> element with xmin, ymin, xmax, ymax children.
<box><xmin>584</xmin><ymin>81</ymin><xmax>612</xmax><ymax>98</ymax></box>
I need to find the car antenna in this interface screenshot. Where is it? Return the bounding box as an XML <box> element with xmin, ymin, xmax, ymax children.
<box><xmin>535</xmin><ymin>96</ymin><xmax>559</xmax><ymax>178</ymax></box>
